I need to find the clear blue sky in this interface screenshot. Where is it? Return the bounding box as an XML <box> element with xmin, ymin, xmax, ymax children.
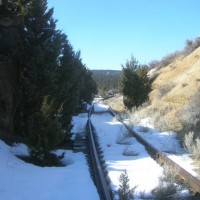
<box><xmin>48</xmin><ymin>0</ymin><xmax>200</xmax><ymax>70</ymax></box>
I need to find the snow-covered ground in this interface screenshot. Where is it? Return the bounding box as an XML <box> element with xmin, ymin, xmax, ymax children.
<box><xmin>0</xmin><ymin>103</ymin><xmax>197</xmax><ymax>199</ymax></box>
<box><xmin>0</xmin><ymin>112</ymin><xmax>99</xmax><ymax>200</ymax></box>
<box><xmin>91</xmin><ymin>103</ymin><xmax>195</xmax><ymax>199</ymax></box>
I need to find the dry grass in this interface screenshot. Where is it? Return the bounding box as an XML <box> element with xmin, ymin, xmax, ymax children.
<box><xmin>153</xmin><ymin>164</ymin><xmax>190</xmax><ymax>199</ymax></box>
<box><xmin>158</xmin><ymin>82</ymin><xmax>175</xmax><ymax>98</ymax></box>
<box><xmin>102</xmin><ymin>94</ymin><xmax>125</xmax><ymax>112</ymax></box>
<box><xmin>184</xmin><ymin>132</ymin><xmax>200</xmax><ymax>160</ymax></box>
<box><xmin>129</xmin><ymin>103</ymin><xmax>180</xmax><ymax>132</ymax></box>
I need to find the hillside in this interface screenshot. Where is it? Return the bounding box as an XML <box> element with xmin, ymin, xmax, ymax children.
<box><xmin>102</xmin><ymin>47</ymin><xmax>200</xmax><ymax>139</ymax></box>
<box><xmin>92</xmin><ymin>70</ymin><xmax>121</xmax><ymax>76</ymax></box>
<box><xmin>149</xmin><ymin>47</ymin><xmax>200</xmax><ymax>130</ymax></box>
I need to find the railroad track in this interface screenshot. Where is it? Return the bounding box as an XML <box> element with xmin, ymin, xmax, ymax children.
<box><xmin>84</xmin><ymin>104</ymin><xmax>200</xmax><ymax>199</ymax></box>
<box><xmin>86</xmin><ymin>106</ymin><xmax>112</xmax><ymax>200</ymax></box>
<box><xmin>108</xmin><ymin>107</ymin><xmax>200</xmax><ymax>196</ymax></box>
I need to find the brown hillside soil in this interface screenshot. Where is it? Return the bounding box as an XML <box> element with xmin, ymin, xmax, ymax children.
<box><xmin>148</xmin><ymin>47</ymin><xmax>200</xmax><ymax>132</ymax></box>
<box><xmin>101</xmin><ymin>94</ymin><xmax>125</xmax><ymax>113</ymax></box>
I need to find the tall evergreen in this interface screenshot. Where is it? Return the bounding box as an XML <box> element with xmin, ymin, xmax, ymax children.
<box><xmin>120</xmin><ymin>56</ymin><xmax>151</xmax><ymax>109</ymax></box>
<box><xmin>0</xmin><ymin>0</ymin><xmax>24</xmax><ymax>139</ymax></box>
<box><xmin>0</xmin><ymin>0</ymin><xmax>97</xmax><ymax>162</ymax></box>
<box><xmin>80</xmin><ymin>68</ymin><xmax>97</xmax><ymax>103</ymax></box>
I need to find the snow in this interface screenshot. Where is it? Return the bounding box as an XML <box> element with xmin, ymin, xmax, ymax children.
<box><xmin>0</xmin><ymin>103</ymin><xmax>197</xmax><ymax>199</ymax></box>
<box><xmin>71</xmin><ymin>113</ymin><xmax>88</xmax><ymax>140</ymax></box>
<box><xmin>90</xmin><ymin>104</ymin><xmax>196</xmax><ymax>199</ymax></box>
<box><xmin>133</xmin><ymin>118</ymin><xmax>197</xmax><ymax>177</ymax></box>
<box><xmin>93</xmin><ymin>103</ymin><xmax>109</xmax><ymax>112</ymax></box>
<box><xmin>91</xmin><ymin>113</ymin><xmax>163</xmax><ymax>199</ymax></box>
<box><xmin>0</xmin><ymin>112</ymin><xmax>99</xmax><ymax>200</ymax></box>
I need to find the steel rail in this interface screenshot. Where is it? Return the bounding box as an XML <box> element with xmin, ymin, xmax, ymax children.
<box><xmin>108</xmin><ymin>107</ymin><xmax>200</xmax><ymax>195</ymax></box>
<box><xmin>87</xmin><ymin>106</ymin><xmax>112</xmax><ymax>200</ymax></box>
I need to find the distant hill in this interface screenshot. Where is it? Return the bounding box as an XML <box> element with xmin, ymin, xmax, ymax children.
<box><xmin>92</xmin><ymin>70</ymin><xmax>121</xmax><ymax>76</ymax></box>
<box><xmin>91</xmin><ymin>70</ymin><xmax>122</xmax><ymax>96</ymax></box>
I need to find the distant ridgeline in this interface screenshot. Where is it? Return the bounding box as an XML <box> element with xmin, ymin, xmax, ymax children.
<box><xmin>92</xmin><ymin>70</ymin><xmax>122</xmax><ymax>96</ymax></box>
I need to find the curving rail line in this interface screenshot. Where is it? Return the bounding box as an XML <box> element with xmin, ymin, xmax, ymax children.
<box><xmin>108</xmin><ymin>107</ymin><xmax>200</xmax><ymax>196</ymax></box>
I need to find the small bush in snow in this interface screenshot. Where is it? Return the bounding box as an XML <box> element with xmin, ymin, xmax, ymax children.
<box><xmin>116</xmin><ymin>130</ymin><xmax>131</xmax><ymax>145</ymax></box>
<box><xmin>161</xmin><ymin>165</ymin><xmax>180</xmax><ymax>184</ymax></box>
<box><xmin>153</xmin><ymin>164</ymin><xmax>190</xmax><ymax>200</ymax></box>
<box><xmin>153</xmin><ymin>181</ymin><xmax>177</xmax><ymax>200</ymax></box>
<box><xmin>116</xmin><ymin>170</ymin><xmax>136</xmax><ymax>200</ymax></box>
<box><xmin>139</xmin><ymin>126</ymin><xmax>149</xmax><ymax>133</ymax></box>
<box><xmin>154</xmin><ymin>165</ymin><xmax>178</xmax><ymax>199</ymax></box>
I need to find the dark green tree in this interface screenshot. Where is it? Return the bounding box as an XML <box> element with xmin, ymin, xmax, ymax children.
<box><xmin>0</xmin><ymin>0</ymin><xmax>97</xmax><ymax>164</ymax></box>
<box><xmin>120</xmin><ymin>56</ymin><xmax>151</xmax><ymax>109</ymax></box>
<box><xmin>28</xmin><ymin>96</ymin><xmax>63</xmax><ymax>160</ymax></box>
<box><xmin>0</xmin><ymin>0</ymin><xmax>25</xmax><ymax>140</ymax></box>
<box><xmin>80</xmin><ymin>68</ymin><xmax>97</xmax><ymax>103</ymax></box>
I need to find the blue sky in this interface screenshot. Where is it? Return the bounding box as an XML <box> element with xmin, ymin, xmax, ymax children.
<box><xmin>48</xmin><ymin>0</ymin><xmax>200</xmax><ymax>70</ymax></box>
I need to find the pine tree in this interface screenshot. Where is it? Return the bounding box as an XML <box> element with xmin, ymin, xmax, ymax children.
<box><xmin>120</xmin><ymin>56</ymin><xmax>151</xmax><ymax>109</ymax></box>
<box><xmin>116</xmin><ymin>170</ymin><xmax>136</xmax><ymax>200</ymax></box>
<box><xmin>0</xmin><ymin>0</ymin><xmax>97</xmax><ymax>162</ymax></box>
<box><xmin>0</xmin><ymin>1</ymin><xmax>24</xmax><ymax>139</ymax></box>
<box><xmin>28</xmin><ymin>96</ymin><xmax>62</xmax><ymax>161</ymax></box>
<box><xmin>80</xmin><ymin>68</ymin><xmax>97</xmax><ymax>103</ymax></box>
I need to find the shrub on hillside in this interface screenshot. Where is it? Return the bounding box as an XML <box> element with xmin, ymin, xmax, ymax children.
<box><xmin>148</xmin><ymin>51</ymin><xmax>180</xmax><ymax>69</ymax></box>
<box><xmin>184</xmin><ymin>132</ymin><xmax>200</xmax><ymax>160</ymax></box>
<box><xmin>159</xmin><ymin>51</ymin><xmax>181</xmax><ymax>68</ymax></box>
<box><xmin>179</xmin><ymin>87</ymin><xmax>200</xmax><ymax>136</ymax></box>
<box><xmin>158</xmin><ymin>82</ymin><xmax>175</xmax><ymax>98</ymax></box>
<box><xmin>184</xmin><ymin>37</ymin><xmax>200</xmax><ymax>56</ymax></box>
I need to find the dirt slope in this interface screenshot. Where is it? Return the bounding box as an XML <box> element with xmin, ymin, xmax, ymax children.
<box><xmin>148</xmin><ymin>47</ymin><xmax>200</xmax><ymax>131</ymax></box>
<box><xmin>101</xmin><ymin>47</ymin><xmax>200</xmax><ymax>134</ymax></box>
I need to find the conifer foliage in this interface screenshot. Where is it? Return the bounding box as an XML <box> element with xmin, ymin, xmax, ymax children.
<box><xmin>0</xmin><ymin>0</ymin><xmax>97</xmax><ymax>163</ymax></box>
<box><xmin>116</xmin><ymin>170</ymin><xmax>136</xmax><ymax>200</ymax></box>
<box><xmin>120</xmin><ymin>56</ymin><xmax>151</xmax><ymax>110</ymax></box>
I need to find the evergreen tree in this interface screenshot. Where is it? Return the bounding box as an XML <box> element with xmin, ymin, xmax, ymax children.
<box><xmin>54</xmin><ymin>43</ymin><xmax>81</xmax><ymax>134</ymax></box>
<box><xmin>120</xmin><ymin>56</ymin><xmax>151</xmax><ymax>109</ymax></box>
<box><xmin>80</xmin><ymin>68</ymin><xmax>97</xmax><ymax>103</ymax></box>
<box><xmin>116</xmin><ymin>170</ymin><xmax>136</xmax><ymax>200</ymax></box>
<box><xmin>28</xmin><ymin>96</ymin><xmax>62</xmax><ymax>160</ymax></box>
<box><xmin>0</xmin><ymin>0</ymin><xmax>97</xmax><ymax>163</ymax></box>
<box><xmin>0</xmin><ymin>0</ymin><xmax>24</xmax><ymax>139</ymax></box>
